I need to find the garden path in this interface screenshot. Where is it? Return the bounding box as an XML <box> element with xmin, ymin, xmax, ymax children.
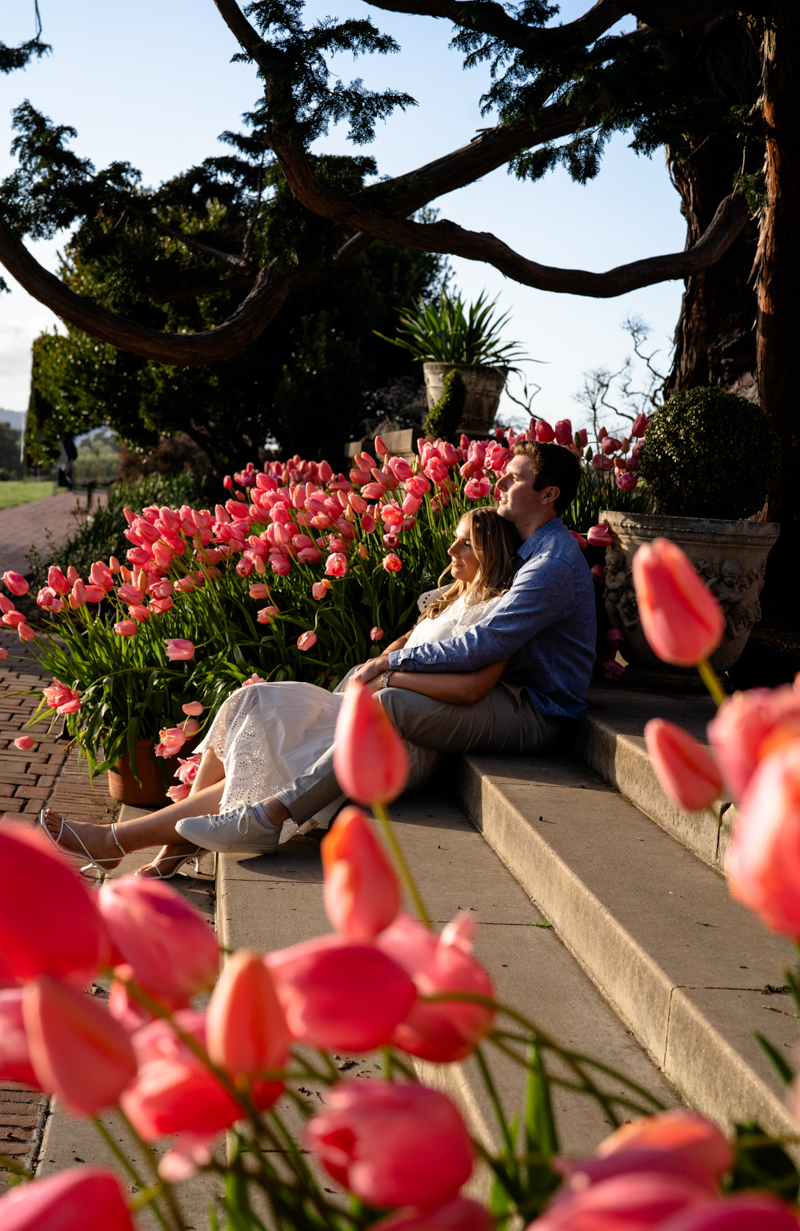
<box><xmin>0</xmin><ymin>489</ymin><xmax>106</xmax><ymax>576</ymax></box>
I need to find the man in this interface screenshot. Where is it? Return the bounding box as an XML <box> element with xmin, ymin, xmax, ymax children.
<box><xmin>177</xmin><ymin>440</ymin><xmax>597</xmax><ymax>853</ymax></box>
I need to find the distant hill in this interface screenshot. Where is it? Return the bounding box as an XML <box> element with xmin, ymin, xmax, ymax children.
<box><xmin>0</xmin><ymin>410</ymin><xmax>25</xmax><ymax>432</ymax></box>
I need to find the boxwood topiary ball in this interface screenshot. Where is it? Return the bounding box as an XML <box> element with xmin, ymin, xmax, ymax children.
<box><xmin>638</xmin><ymin>387</ymin><xmax>780</xmax><ymax>520</ymax></box>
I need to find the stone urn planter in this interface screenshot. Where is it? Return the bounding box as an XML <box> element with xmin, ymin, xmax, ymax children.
<box><xmin>107</xmin><ymin>736</ymin><xmax>198</xmax><ymax>808</ymax></box>
<box><xmin>422</xmin><ymin>363</ymin><xmax>507</xmax><ymax>435</ymax></box>
<box><xmin>601</xmin><ymin>510</ymin><xmax>780</xmax><ymax>688</ymax></box>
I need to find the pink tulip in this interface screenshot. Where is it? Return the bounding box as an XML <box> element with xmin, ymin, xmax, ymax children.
<box><xmin>155</xmin><ymin>726</ymin><xmax>186</xmax><ymax>758</ymax></box>
<box><xmin>657</xmin><ymin>1195</ymin><xmax>800</xmax><ymax>1230</ymax></box>
<box><xmin>586</xmin><ymin>524</ymin><xmax>614</xmax><ymax>547</ymax></box>
<box><xmin>325</xmin><ymin>552</ymin><xmax>348</xmax><ymax>578</ymax></box>
<box><xmin>249</xmin><ymin>581</ymin><xmax>271</xmax><ymax>600</ymax></box>
<box><xmin>632</xmin><ymin>413</ymin><xmax>650</xmax><ymax>437</ymax></box>
<box><xmin>167</xmin><ymin>782</ymin><xmax>191</xmax><ymax>802</ymax></box>
<box><xmin>97</xmin><ymin>875</ymin><xmax>219</xmax><ymax>1007</ymax></box>
<box><xmin>2</xmin><ymin>570</ymin><xmax>29</xmax><ymax>596</ymax></box>
<box><xmin>362</xmin><ymin>512</ymin><xmax>377</xmax><ymax>533</ymax></box>
<box><xmin>319</xmin><ymin>459</ymin><xmax>333</xmax><ymax>481</ymax></box>
<box><xmin>2</xmin><ymin>610</ymin><xmax>25</xmax><ymax>627</ymax></box>
<box><xmin>129</xmin><ymin>604</ymin><xmax>150</xmax><ymax>622</ymax></box>
<box><xmin>13</xmin><ymin>734</ymin><xmax>34</xmax><ymax>750</ymax></box>
<box><xmin>181</xmin><ymin>717</ymin><xmax>200</xmax><ymax>736</ymax></box>
<box><xmin>602</xmin><ymin>436</ymin><xmax>622</xmax><ymax>455</ymax></box>
<box><xmin>575</xmin><ymin>428</ymin><xmax>588</xmax><ymax>447</ymax></box>
<box><xmin>370</xmin><ymin>626</ymin><xmax>384</xmax><ymax>641</ymax></box>
<box><xmin>554</xmin><ymin>419</ymin><xmax>573</xmax><ymax>445</ymax></box>
<box><xmin>632</xmin><ymin>539</ymin><xmax>725</xmax><ymax>667</ymax></box>
<box><xmin>265</xmin><ymin>935</ymin><xmax>416</xmax><ymax>1051</ymax></box>
<box><xmin>305</xmin><ymin>1081</ymin><xmax>473</xmax><ymax>1206</ymax></box>
<box><xmin>333</xmin><ymin>679</ymin><xmax>408</xmax><ymax>805</ymax></box>
<box><xmin>389</xmin><ymin>457</ymin><xmax>414</xmax><ymax>482</ymax></box>
<box><xmin>534</xmin><ymin>420</ymin><xmax>556</xmax><ymax>443</ymax></box>
<box><xmin>377</xmin><ymin>912</ymin><xmax>494</xmax><ymax>1061</ymax></box>
<box><xmin>706</xmin><ymin>684</ymin><xmax>800</xmax><ymax>801</ymax></box>
<box><xmin>558</xmin><ymin>1110</ymin><xmax>731</xmax><ymax>1194</ymax></box>
<box><xmin>47</xmin><ymin>565</ymin><xmax>70</xmax><ymax>595</ymax></box>
<box><xmin>122</xmin><ymin>1010</ymin><xmax>248</xmax><ymax>1139</ymax></box>
<box><xmin>165</xmin><ymin>637</ymin><xmax>195</xmax><ymax>661</ymax></box>
<box><xmin>17</xmin><ymin>622</ymin><xmax>35</xmax><ymax>642</ymax></box>
<box><xmin>383</xmin><ymin>552</ymin><xmax>403</xmax><ymax>573</ymax></box>
<box><xmin>569</xmin><ymin>530</ymin><xmax>588</xmax><ymax>551</ymax></box>
<box><xmin>590</xmin><ymin>564</ymin><xmax>605</xmax><ymax>586</ymax></box>
<box><xmin>0</xmin><ymin>1167</ymin><xmax>135</xmax><ymax>1231</ymax></box>
<box><xmin>374</xmin><ymin>1196</ymin><xmax>494</xmax><ymax>1231</ymax></box>
<box><xmin>0</xmin><ymin>593</ymin><xmax>15</xmax><ymax>614</ymax></box>
<box><xmin>725</xmin><ymin>743</ymin><xmax>800</xmax><ymax>939</ymax></box>
<box><xmin>321</xmin><ymin>807</ymin><xmax>401</xmax><ymax>940</ymax></box>
<box><xmin>644</xmin><ymin>720</ymin><xmax>723</xmax><ymax>812</ymax></box>
<box><xmin>0</xmin><ymin>646</ymin><xmax>7</xmax><ymax>662</ymax></box>
<box><xmin>223</xmin><ymin>474</ymin><xmax>233</xmax><ymax>489</ymax></box>
<box><xmin>534</xmin><ymin>1173</ymin><xmax>711</xmax><ymax>1230</ymax></box>
<box><xmin>298</xmin><ymin>630</ymin><xmax>317</xmax><ymax>651</ymax></box>
<box><xmin>206</xmin><ymin>949</ymin><xmax>288</xmax><ymax>1078</ymax></box>
<box><xmin>464</xmin><ymin>477</ymin><xmax>492</xmax><ymax>500</ymax></box>
<box><xmin>617</xmin><ymin>469</ymin><xmax>639</xmax><ymax>491</ymax></box>
<box><xmin>0</xmin><ymin>989</ymin><xmax>39</xmax><ymax>1086</ymax></box>
<box><xmin>23</xmin><ymin>974</ymin><xmax>137</xmax><ymax>1113</ymax></box>
<box><xmin>182</xmin><ymin>700</ymin><xmax>204</xmax><ymax>717</ymax></box>
<box><xmin>311</xmin><ymin>580</ymin><xmax>331</xmax><ymax>601</ymax></box>
<box><xmin>0</xmin><ymin>822</ymin><xmax>103</xmax><ymax>981</ymax></box>
<box><xmin>114</xmin><ymin>619</ymin><xmax>138</xmax><ymax>636</ymax></box>
<box><xmin>242</xmin><ymin>673</ymin><xmax>266</xmax><ymax>686</ymax></box>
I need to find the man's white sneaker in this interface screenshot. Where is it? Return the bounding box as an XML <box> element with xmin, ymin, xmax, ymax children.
<box><xmin>175</xmin><ymin>804</ymin><xmax>281</xmax><ymax>854</ymax></box>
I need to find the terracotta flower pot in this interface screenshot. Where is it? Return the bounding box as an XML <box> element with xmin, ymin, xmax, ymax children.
<box><xmin>107</xmin><ymin>737</ymin><xmax>197</xmax><ymax>808</ymax></box>
<box><xmin>601</xmin><ymin>510</ymin><xmax>780</xmax><ymax>689</ymax></box>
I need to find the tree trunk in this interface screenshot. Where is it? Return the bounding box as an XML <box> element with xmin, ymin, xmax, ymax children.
<box><xmin>664</xmin><ymin>14</ymin><xmax>761</xmax><ymax>400</ymax></box>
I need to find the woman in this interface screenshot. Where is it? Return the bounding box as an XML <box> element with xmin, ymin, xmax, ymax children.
<box><xmin>41</xmin><ymin>508</ymin><xmax>520</xmax><ymax>879</ymax></box>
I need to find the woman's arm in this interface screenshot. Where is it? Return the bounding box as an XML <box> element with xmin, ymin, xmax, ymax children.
<box><xmin>380</xmin><ymin>659</ymin><xmax>510</xmax><ymax>705</ymax></box>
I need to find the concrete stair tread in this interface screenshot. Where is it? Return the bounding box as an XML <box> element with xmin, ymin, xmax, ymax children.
<box><xmin>577</xmin><ymin>686</ymin><xmax>735</xmax><ymax>870</ymax></box>
<box><xmin>456</xmin><ymin>752</ymin><xmax>797</xmax><ymax>1142</ymax></box>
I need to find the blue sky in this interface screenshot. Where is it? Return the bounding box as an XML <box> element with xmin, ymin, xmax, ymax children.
<box><xmin>0</xmin><ymin>0</ymin><xmax>686</xmax><ymax>432</ymax></box>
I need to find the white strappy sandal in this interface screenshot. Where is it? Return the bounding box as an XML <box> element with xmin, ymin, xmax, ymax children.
<box><xmin>39</xmin><ymin>809</ymin><xmax>127</xmax><ymax>883</ymax></box>
<box><xmin>135</xmin><ymin>847</ymin><xmax>216</xmax><ymax>881</ymax></box>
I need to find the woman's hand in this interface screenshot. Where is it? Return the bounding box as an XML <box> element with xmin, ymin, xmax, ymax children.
<box><xmin>351</xmin><ymin>653</ymin><xmax>391</xmax><ymax>685</ymax></box>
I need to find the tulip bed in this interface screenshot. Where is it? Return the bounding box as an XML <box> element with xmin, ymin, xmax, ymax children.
<box><xmin>5</xmin><ymin>671</ymin><xmax>800</xmax><ymax>1231</ymax></box>
<box><xmin>1</xmin><ymin>418</ymin><xmax>650</xmax><ymax>780</ymax></box>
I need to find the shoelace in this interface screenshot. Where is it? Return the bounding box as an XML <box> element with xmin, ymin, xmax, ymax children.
<box><xmin>210</xmin><ymin>805</ymin><xmax>250</xmax><ymax>833</ymax></box>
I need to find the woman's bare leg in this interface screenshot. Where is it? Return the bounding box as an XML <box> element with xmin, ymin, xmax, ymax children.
<box><xmin>139</xmin><ymin>749</ymin><xmax>227</xmax><ymax>876</ymax></box>
<box><xmin>42</xmin><ymin>777</ymin><xmax>227</xmax><ymax>870</ymax></box>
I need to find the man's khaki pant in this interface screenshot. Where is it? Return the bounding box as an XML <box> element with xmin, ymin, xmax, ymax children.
<box><xmin>274</xmin><ymin>682</ymin><xmax>565</xmax><ymax>825</ymax></box>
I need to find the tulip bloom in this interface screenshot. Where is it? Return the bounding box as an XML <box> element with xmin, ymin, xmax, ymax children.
<box><xmin>725</xmin><ymin>743</ymin><xmax>800</xmax><ymax>939</ymax></box>
<box><xmin>0</xmin><ymin>989</ymin><xmax>39</xmax><ymax>1086</ymax></box>
<box><xmin>534</xmin><ymin>420</ymin><xmax>556</xmax><ymax>442</ymax></box>
<box><xmin>603</xmin><ymin>659</ymin><xmax>625</xmax><ymax>681</ymax></box>
<box><xmin>534</xmin><ymin>1173</ymin><xmax>711</xmax><ymax>1230</ymax></box>
<box><xmin>0</xmin><ymin>646</ymin><xmax>7</xmax><ymax>661</ymax></box>
<box><xmin>644</xmin><ymin>720</ymin><xmax>723</xmax><ymax>812</ymax></box>
<box><xmin>325</xmin><ymin>551</ymin><xmax>348</xmax><ymax>578</ymax></box>
<box><xmin>632</xmin><ymin>539</ymin><xmax>724</xmax><ymax>667</ymax></box>
<box><xmin>23</xmin><ymin>974</ymin><xmax>137</xmax><ymax>1113</ymax></box>
<box><xmin>2</xmin><ymin>570</ymin><xmax>29</xmax><ymax>596</ymax></box>
<box><xmin>298</xmin><ymin>630</ymin><xmax>317</xmax><ymax>651</ymax></box>
<box><xmin>554</xmin><ymin>419</ymin><xmax>573</xmax><ymax>445</ymax></box>
<box><xmin>266</xmin><ymin>935</ymin><xmax>416</xmax><ymax>1051</ymax></box>
<box><xmin>182</xmin><ymin>700</ymin><xmax>204</xmax><ymax>717</ymax></box>
<box><xmin>305</xmin><ymin>1081</ymin><xmax>473</xmax><ymax>1207</ymax></box>
<box><xmin>155</xmin><ymin>726</ymin><xmax>186</xmax><ymax>758</ymax></box>
<box><xmin>370</xmin><ymin>626</ymin><xmax>384</xmax><ymax>641</ymax></box>
<box><xmin>333</xmin><ymin>680</ymin><xmax>408</xmax><ymax>805</ymax></box>
<box><xmin>707</xmin><ymin>683</ymin><xmax>800</xmax><ymax>801</ymax></box>
<box><xmin>0</xmin><ymin>1167</ymin><xmax>135</xmax><ymax>1231</ymax></box>
<box><xmin>114</xmin><ymin>619</ymin><xmax>138</xmax><ymax>637</ymax></box>
<box><xmin>586</xmin><ymin>524</ymin><xmax>614</xmax><ymax>547</ymax></box>
<box><xmin>0</xmin><ymin>823</ymin><xmax>103</xmax><ymax>981</ymax></box>
<box><xmin>656</xmin><ymin>1195</ymin><xmax>800</xmax><ymax>1230</ymax></box>
<box><xmin>98</xmin><ymin>875</ymin><xmax>219</xmax><ymax>1007</ymax></box>
<box><xmin>383</xmin><ymin>552</ymin><xmax>402</xmax><ymax>573</ymax></box>
<box><xmin>206</xmin><ymin>949</ymin><xmax>289</xmax><ymax>1077</ymax></box>
<box><xmin>165</xmin><ymin>637</ymin><xmax>195</xmax><ymax>661</ymax></box>
<box><xmin>378</xmin><ymin>913</ymin><xmax>494</xmax><ymax>1061</ymax></box>
<box><xmin>13</xmin><ymin>734</ymin><xmax>34</xmax><ymax>750</ymax></box>
<box><xmin>632</xmin><ymin>412</ymin><xmax>650</xmax><ymax>437</ymax></box>
<box><xmin>47</xmin><ymin>565</ymin><xmax>70</xmax><ymax>595</ymax></box>
<box><xmin>558</xmin><ymin>1110</ymin><xmax>731</xmax><ymax>1193</ymax></box>
<box><xmin>321</xmin><ymin>807</ymin><xmax>401</xmax><ymax>940</ymax></box>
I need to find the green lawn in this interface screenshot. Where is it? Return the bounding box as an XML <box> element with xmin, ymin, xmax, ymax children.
<box><xmin>0</xmin><ymin>480</ymin><xmax>56</xmax><ymax>510</ymax></box>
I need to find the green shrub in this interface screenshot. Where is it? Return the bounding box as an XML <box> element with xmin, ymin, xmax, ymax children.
<box><xmin>423</xmin><ymin>369</ymin><xmax>467</xmax><ymax>441</ymax></box>
<box><xmin>639</xmin><ymin>387</ymin><xmax>780</xmax><ymax>520</ymax></box>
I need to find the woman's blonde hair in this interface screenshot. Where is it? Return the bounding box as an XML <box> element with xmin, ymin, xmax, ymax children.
<box><xmin>422</xmin><ymin>507</ymin><xmax>521</xmax><ymax>621</ymax></box>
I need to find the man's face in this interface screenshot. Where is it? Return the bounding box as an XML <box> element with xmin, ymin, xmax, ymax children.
<box><xmin>496</xmin><ymin>455</ymin><xmax>556</xmax><ymax>528</ymax></box>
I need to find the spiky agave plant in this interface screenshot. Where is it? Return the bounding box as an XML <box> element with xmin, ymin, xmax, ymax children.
<box><xmin>376</xmin><ymin>290</ymin><xmax>531</xmax><ymax>371</ymax></box>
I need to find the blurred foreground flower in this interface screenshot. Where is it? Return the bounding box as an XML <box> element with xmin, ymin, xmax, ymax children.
<box><xmin>0</xmin><ymin>1166</ymin><xmax>135</xmax><ymax>1231</ymax></box>
<box><xmin>322</xmin><ymin>807</ymin><xmax>401</xmax><ymax>940</ymax></box>
<box><xmin>632</xmin><ymin>538</ymin><xmax>724</xmax><ymax>667</ymax></box>
<box><xmin>334</xmin><ymin>680</ymin><xmax>408</xmax><ymax>806</ymax></box>
<box><xmin>644</xmin><ymin>720</ymin><xmax>723</xmax><ymax>812</ymax></box>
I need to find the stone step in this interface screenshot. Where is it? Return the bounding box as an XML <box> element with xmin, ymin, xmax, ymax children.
<box><xmin>217</xmin><ymin>789</ymin><xmax>678</xmax><ymax>1169</ymax></box>
<box><xmin>576</xmin><ymin>686</ymin><xmax>736</xmax><ymax>871</ymax></box>
<box><xmin>454</xmin><ymin>751</ymin><xmax>797</xmax><ymax>1147</ymax></box>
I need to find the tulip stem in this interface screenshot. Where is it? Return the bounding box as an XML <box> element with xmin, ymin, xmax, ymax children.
<box><xmin>373</xmin><ymin>802</ymin><xmax>433</xmax><ymax>928</ymax></box>
<box><xmin>697</xmin><ymin>657</ymin><xmax>727</xmax><ymax>708</ymax></box>
<box><xmin>117</xmin><ymin>1107</ymin><xmax>188</xmax><ymax>1231</ymax></box>
<box><xmin>91</xmin><ymin>1117</ymin><xmax>174</xmax><ymax>1231</ymax></box>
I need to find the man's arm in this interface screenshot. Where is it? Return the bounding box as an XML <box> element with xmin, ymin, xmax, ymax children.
<box><xmin>365</xmin><ymin>659</ymin><xmax>510</xmax><ymax>704</ymax></box>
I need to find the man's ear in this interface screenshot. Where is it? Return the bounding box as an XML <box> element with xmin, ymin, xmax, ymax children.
<box><xmin>541</xmin><ymin>485</ymin><xmax>560</xmax><ymax>507</ymax></box>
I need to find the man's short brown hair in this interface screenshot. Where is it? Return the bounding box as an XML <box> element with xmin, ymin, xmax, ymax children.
<box><xmin>512</xmin><ymin>441</ymin><xmax>582</xmax><ymax>514</ymax></box>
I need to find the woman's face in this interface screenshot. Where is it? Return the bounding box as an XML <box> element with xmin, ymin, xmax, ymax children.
<box><xmin>448</xmin><ymin>517</ymin><xmax>480</xmax><ymax>584</ymax></box>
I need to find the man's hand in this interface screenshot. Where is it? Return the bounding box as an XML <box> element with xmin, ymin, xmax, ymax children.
<box><xmin>350</xmin><ymin>653</ymin><xmax>391</xmax><ymax>686</ymax></box>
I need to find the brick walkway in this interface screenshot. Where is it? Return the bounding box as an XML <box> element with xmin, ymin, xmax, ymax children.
<box><xmin>0</xmin><ymin>489</ymin><xmax>106</xmax><ymax>576</ymax></box>
<box><xmin>0</xmin><ymin>628</ymin><xmax>120</xmax><ymax>1192</ymax></box>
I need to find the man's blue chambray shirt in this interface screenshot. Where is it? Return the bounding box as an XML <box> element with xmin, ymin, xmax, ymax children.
<box><xmin>387</xmin><ymin>517</ymin><xmax>597</xmax><ymax>722</ymax></box>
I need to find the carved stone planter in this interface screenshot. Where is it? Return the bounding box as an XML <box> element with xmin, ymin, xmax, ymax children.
<box><xmin>601</xmin><ymin>510</ymin><xmax>780</xmax><ymax>688</ymax></box>
<box><xmin>422</xmin><ymin>363</ymin><xmax>508</xmax><ymax>435</ymax></box>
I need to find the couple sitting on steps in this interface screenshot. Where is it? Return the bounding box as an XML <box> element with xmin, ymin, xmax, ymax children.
<box><xmin>42</xmin><ymin>440</ymin><xmax>597</xmax><ymax>879</ymax></box>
